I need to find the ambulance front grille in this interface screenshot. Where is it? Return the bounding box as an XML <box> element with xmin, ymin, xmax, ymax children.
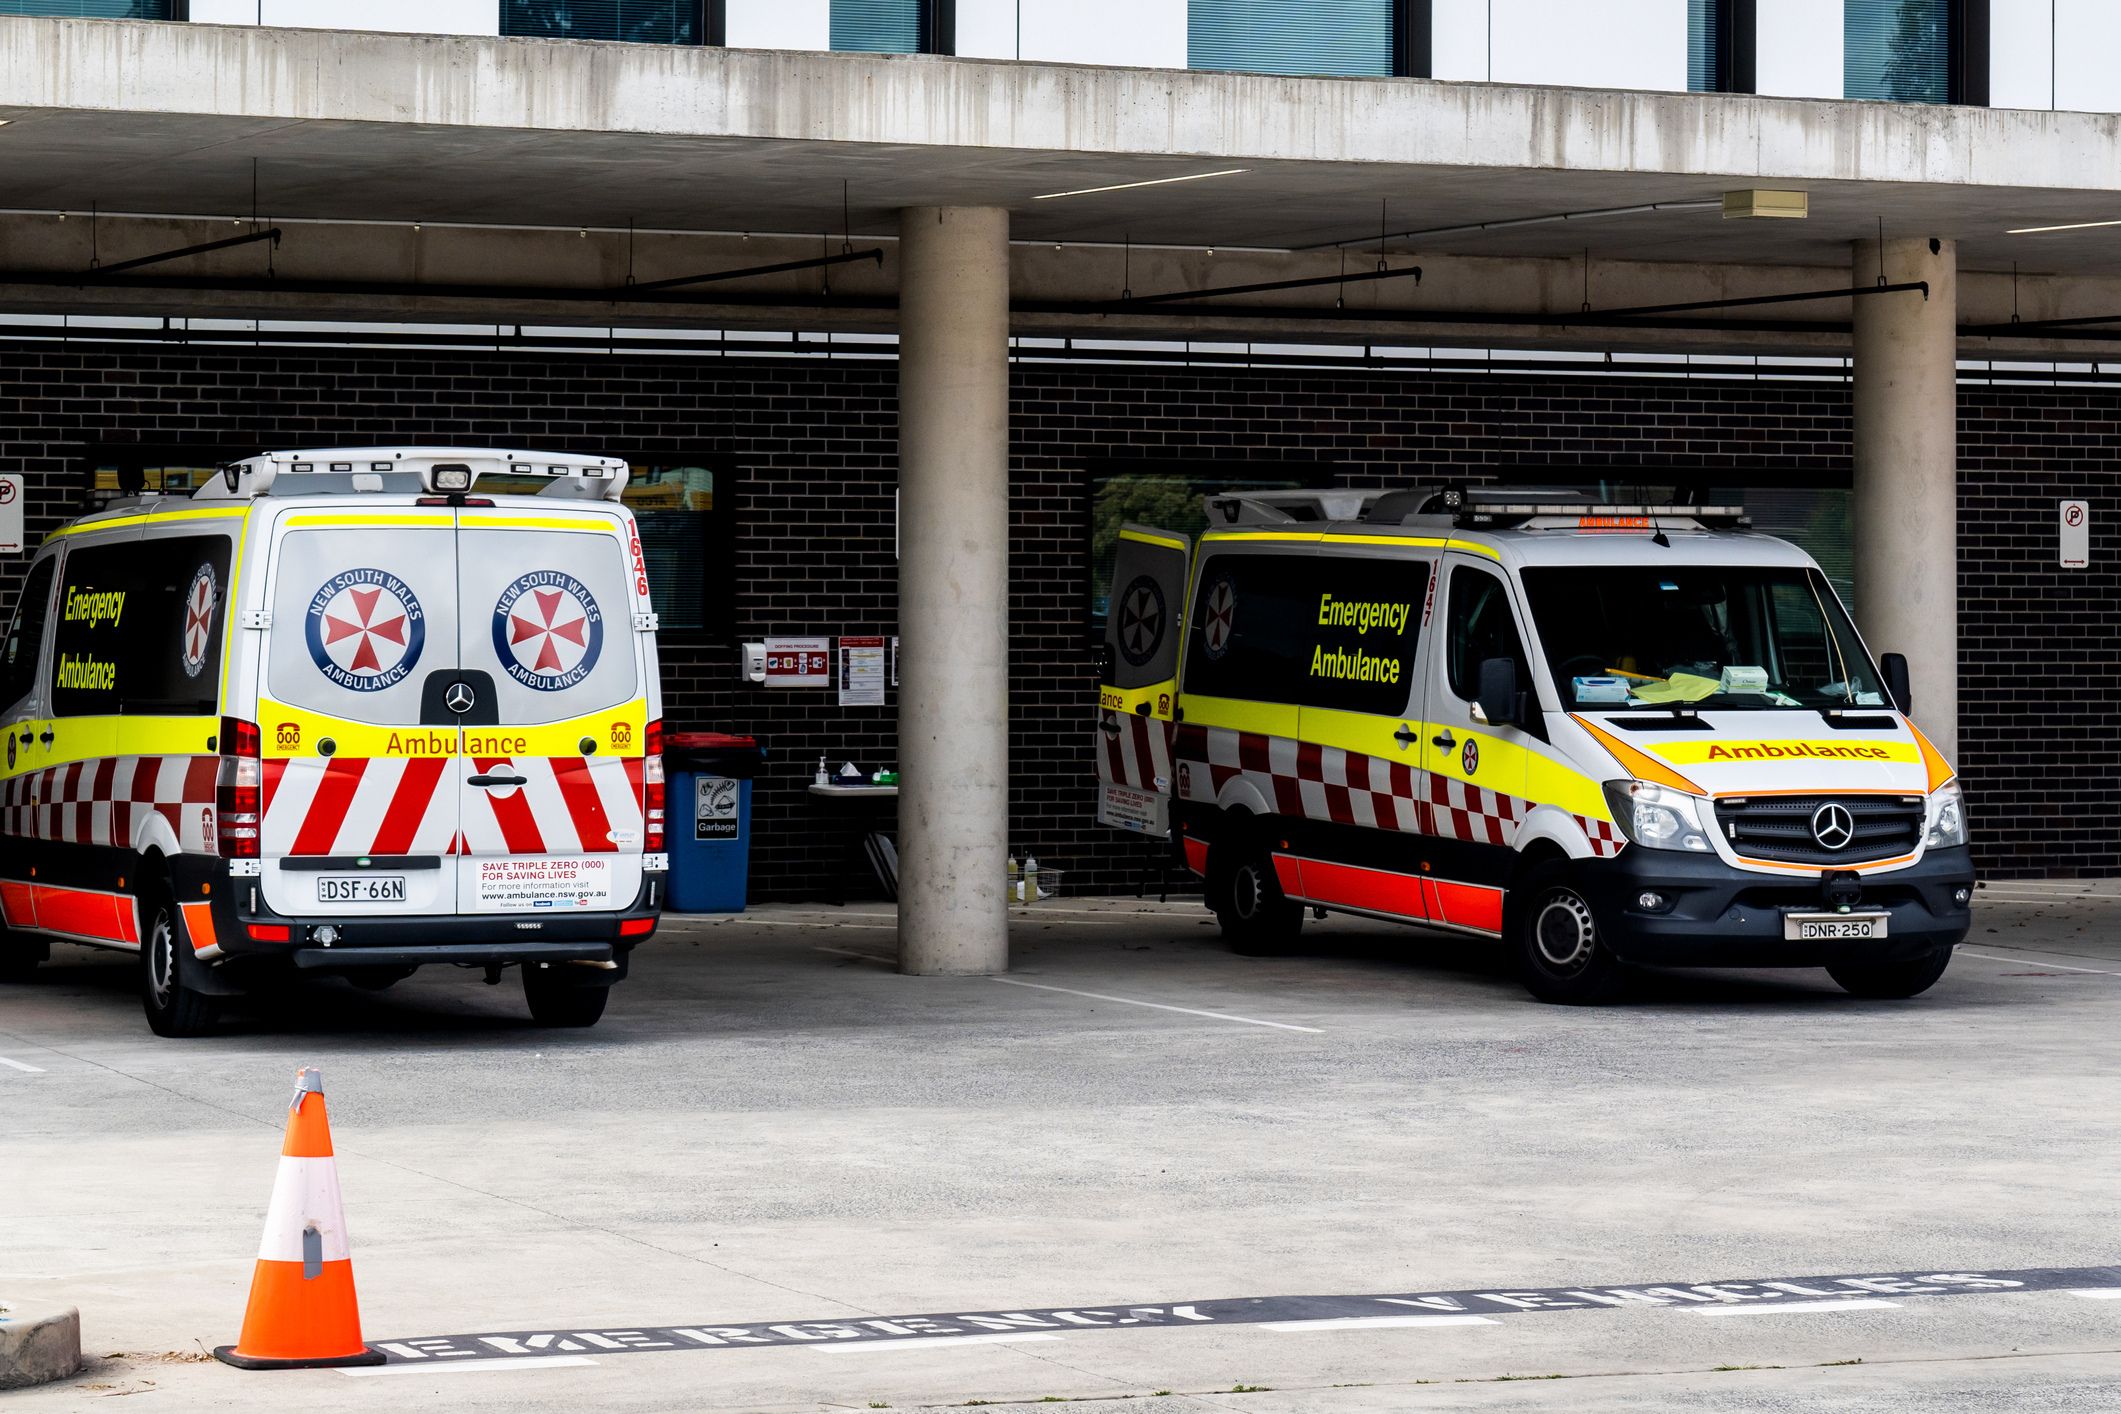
<box><xmin>1713</xmin><ymin>795</ymin><xmax>1925</xmax><ymax>866</ymax></box>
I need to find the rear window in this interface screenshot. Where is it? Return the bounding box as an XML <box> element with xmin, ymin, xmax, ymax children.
<box><xmin>267</xmin><ymin>524</ymin><xmax>455</xmax><ymax>719</ymax></box>
<box><xmin>459</xmin><ymin>518</ymin><xmax>640</xmax><ymax>723</ymax></box>
<box><xmin>1182</xmin><ymin>551</ymin><xmax>1426</xmax><ymax>715</ymax></box>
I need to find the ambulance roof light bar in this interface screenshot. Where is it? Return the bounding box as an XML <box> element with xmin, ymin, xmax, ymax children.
<box><xmin>198</xmin><ymin>447</ymin><xmax>632</xmax><ymax>502</ymax></box>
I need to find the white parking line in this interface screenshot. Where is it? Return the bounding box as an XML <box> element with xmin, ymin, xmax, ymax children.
<box><xmin>1959</xmin><ymin>950</ymin><xmax>2121</xmax><ymax>977</ymax></box>
<box><xmin>0</xmin><ymin>1056</ymin><xmax>45</xmax><ymax>1073</ymax></box>
<box><xmin>2069</xmin><ymin>1288</ymin><xmax>2121</xmax><ymax>1300</ymax></box>
<box><xmin>1263</xmin><ymin>1315</ymin><xmax>1499</xmax><ymax>1332</ymax></box>
<box><xmin>812</xmin><ymin>1333</ymin><xmax>1063</xmax><ymax>1353</ymax></box>
<box><xmin>1695</xmin><ymin>1299</ymin><xmax>1899</xmax><ymax>1317</ymax></box>
<box><xmin>990</xmin><ymin>977</ymin><xmax>1324</xmax><ymax>1033</ymax></box>
<box><xmin>343</xmin><ymin>1356</ymin><xmax>597</xmax><ymax>1376</ymax></box>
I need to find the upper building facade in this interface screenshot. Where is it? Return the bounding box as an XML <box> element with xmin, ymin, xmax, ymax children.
<box><xmin>18</xmin><ymin>1</ymin><xmax>2117</xmax><ymax>111</ymax></box>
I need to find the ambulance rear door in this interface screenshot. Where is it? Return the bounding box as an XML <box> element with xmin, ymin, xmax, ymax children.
<box><xmin>1095</xmin><ymin>525</ymin><xmax>1189</xmax><ymax>838</ymax></box>
<box><xmin>454</xmin><ymin>505</ymin><xmax>648</xmax><ymax>916</ymax></box>
<box><xmin>258</xmin><ymin>505</ymin><xmax>463</xmax><ymax>918</ymax></box>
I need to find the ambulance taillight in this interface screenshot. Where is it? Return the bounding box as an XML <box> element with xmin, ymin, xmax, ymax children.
<box><xmin>643</xmin><ymin>719</ymin><xmax>665</xmax><ymax>853</ymax></box>
<box><xmin>215</xmin><ymin>717</ymin><xmax>263</xmax><ymax>859</ymax></box>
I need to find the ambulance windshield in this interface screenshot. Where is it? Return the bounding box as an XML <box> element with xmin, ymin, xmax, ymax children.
<box><xmin>1519</xmin><ymin>566</ymin><xmax>1887</xmax><ymax>712</ymax></box>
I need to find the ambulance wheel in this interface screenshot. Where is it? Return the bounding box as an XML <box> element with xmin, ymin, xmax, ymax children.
<box><xmin>523</xmin><ymin>962</ymin><xmax>609</xmax><ymax>1027</ymax></box>
<box><xmin>1827</xmin><ymin>947</ymin><xmax>1954</xmax><ymax>1000</ymax></box>
<box><xmin>0</xmin><ymin>921</ymin><xmax>46</xmax><ymax>982</ymax></box>
<box><xmin>1510</xmin><ymin>861</ymin><xmax>1627</xmax><ymax>1005</ymax></box>
<box><xmin>1210</xmin><ymin>826</ymin><xmax>1303</xmax><ymax>956</ymax></box>
<box><xmin>140</xmin><ymin>889</ymin><xmax>219</xmax><ymax>1038</ymax></box>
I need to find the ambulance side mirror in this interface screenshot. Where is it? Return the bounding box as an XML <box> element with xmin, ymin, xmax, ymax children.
<box><xmin>1475</xmin><ymin>657</ymin><xmax>1524</xmax><ymax>730</ymax></box>
<box><xmin>1880</xmin><ymin>653</ymin><xmax>1913</xmax><ymax>717</ymax></box>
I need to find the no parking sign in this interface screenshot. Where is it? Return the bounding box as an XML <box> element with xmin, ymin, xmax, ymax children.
<box><xmin>0</xmin><ymin>474</ymin><xmax>22</xmax><ymax>554</ymax></box>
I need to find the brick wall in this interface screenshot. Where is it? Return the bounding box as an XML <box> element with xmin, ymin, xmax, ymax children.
<box><xmin>0</xmin><ymin>342</ymin><xmax>2112</xmax><ymax>888</ymax></box>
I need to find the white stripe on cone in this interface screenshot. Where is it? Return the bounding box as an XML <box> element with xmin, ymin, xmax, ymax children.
<box><xmin>256</xmin><ymin>1156</ymin><xmax>354</xmax><ymax>1264</ymax></box>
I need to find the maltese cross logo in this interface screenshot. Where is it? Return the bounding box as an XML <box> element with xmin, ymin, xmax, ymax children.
<box><xmin>492</xmin><ymin>571</ymin><xmax>604</xmax><ymax>692</ymax></box>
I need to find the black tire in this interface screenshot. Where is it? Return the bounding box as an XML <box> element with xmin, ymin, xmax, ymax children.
<box><xmin>140</xmin><ymin>888</ymin><xmax>219</xmax><ymax>1038</ymax></box>
<box><xmin>523</xmin><ymin>962</ymin><xmax>610</xmax><ymax>1027</ymax></box>
<box><xmin>1828</xmin><ymin>947</ymin><xmax>1954</xmax><ymax>1000</ymax></box>
<box><xmin>1509</xmin><ymin>858</ymin><xmax>1628</xmax><ymax>1005</ymax></box>
<box><xmin>1208</xmin><ymin>822</ymin><xmax>1303</xmax><ymax>956</ymax></box>
<box><xmin>0</xmin><ymin>919</ymin><xmax>46</xmax><ymax>982</ymax></box>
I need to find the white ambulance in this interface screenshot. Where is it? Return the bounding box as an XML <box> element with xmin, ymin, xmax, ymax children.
<box><xmin>0</xmin><ymin>448</ymin><xmax>668</xmax><ymax>1035</ymax></box>
<box><xmin>1095</xmin><ymin>489</ymin><xmax>1974</xmax><ymax>1003</ymax></box>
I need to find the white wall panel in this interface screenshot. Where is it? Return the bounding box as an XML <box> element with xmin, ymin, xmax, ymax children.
<box><xmin>2054</xmin><ymin>0</ymin><xmax>2121</xmax><ymax>113</ymax></box>
<box><xmin>1989</xmin><ymin>0</ymin><xmax>2054</xmax><ymax>110</ymax></box>
<box><xmin>726</xmin><ymin>0</ymin><xmax>830</xmax><ymax>51</ymax></box>
<box><xmin>1430</xmin><ymin>0</ymin><xmax>1489</xmax><ymax>80</ymax></box>
<box><xmin>1487</xmin><ymin>0</ymin><xmax>1686</xmax><ymax>92</ymax></box>
<box><xmin>190</xmin><ymin>0</ymin><xmax>498</xmax><ymax>33</ymax></box>
<box><xmin>1754</xmin><ymin>0</ymin><xmax>1840</xmax><ymax>98</ymax></box>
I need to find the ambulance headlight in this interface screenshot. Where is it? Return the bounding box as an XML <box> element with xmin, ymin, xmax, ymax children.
<box><xmin>429</xmin><ymin>464</ymin><xmax>474</xmax><ymax>492</ymax></box>
<box><xmin>1602</xmin><ymin>780</ymin><xmax>1714</xmax><ymax>854</ymax></box>
<box><xmin>1925</xmin><ymin>786</ymin><xmax>1969</xmax><ymax>850</ymax></box>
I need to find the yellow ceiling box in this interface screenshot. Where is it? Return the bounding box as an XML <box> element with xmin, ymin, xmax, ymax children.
<box><xmin>1723</xmin><ymin>189</ymin><xmax>1809</xmax><ymax>220</ymax></box>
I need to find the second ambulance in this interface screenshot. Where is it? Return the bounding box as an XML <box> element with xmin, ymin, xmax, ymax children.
<box><xmin>1095</xmin><ymin>489</ymin><xmax>1974</xmax><ymax>1003</ymax></box>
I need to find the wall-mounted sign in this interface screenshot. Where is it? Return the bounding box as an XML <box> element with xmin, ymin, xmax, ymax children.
<box><xmin>2060</xmin><ymin>499</ymin><xmax>2090</xmax><ymax>569</ymax></box>
<box><xmin>838</xmin><ymin>635</ymin><xmax>886</xmax><ymax>707</ymax></box>
<box><xmin>0</xmin><ymin>474</ymin><xmax>22</xmax><ymax>554</ymax></box>
<box><xmin>763</xmin><ymin>636</ymin><xmax>830</xmax><ymax>687</ymax></box>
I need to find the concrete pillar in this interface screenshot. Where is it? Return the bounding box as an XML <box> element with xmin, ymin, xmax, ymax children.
<box><xmin>1850</xmin><ymin>237</ymin><xmax>1958</xmax><ymax>761</ymax></box>
<box><xmin>896</xmin><ymin>206</ymin><xmax>1011</xmax><ymax>975</ymax></box>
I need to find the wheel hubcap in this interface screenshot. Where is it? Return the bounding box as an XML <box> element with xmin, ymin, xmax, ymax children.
<box><xmin>1533</xmin><ymin>891</ymin><xmax>1597</xmax><ymax>971</ymax></box>
<box><xmin>1234</xmin><ymin>864</ymin><xmax>1263</xmax><ymax>920</ymax></box>
<box><xmin>147</xmin><ymin>910</ymin><xmax>175</xmax><ymax>1007</ymax></box>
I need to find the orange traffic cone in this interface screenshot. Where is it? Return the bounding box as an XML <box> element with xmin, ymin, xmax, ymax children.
<box><xmin>214</xmin><ymin>1068</ymin><xmax>384</xmax><ymax>1369</ymax></box>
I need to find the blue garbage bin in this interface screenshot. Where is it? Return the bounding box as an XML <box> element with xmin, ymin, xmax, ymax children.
<box><xmin>666</xmin><ymin>733</ymin><xmax>764</xmax><ymax>913</ymax></box>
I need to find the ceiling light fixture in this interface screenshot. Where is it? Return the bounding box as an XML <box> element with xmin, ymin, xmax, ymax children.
<box><xmin>2007</xmin><ymin>217</ymin><xmax>2121</xmax><ymax>234</ymax></box>
<box><xmin>1032</xmin><ymin>168</ymin><xmax>1247</xmax><ymax>201</ymax></box>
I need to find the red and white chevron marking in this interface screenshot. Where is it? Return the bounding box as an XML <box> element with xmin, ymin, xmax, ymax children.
<box><xmin>262</xmin><ymin>755</ymin><xmax>645</xmax><ymax>857</ymax></box>
<box><xmin>1098</xmin><ymin>710</ymin><xmax>1174</xmax><ymax>796</ymax></box>
<box><xmin>1174</xmin><ymin>723</ymin><xmax>1620</xmax><ymax>856</ymax></box>
<box><xmin>1</xmin><ymin>756</ymin><xmax>220</xmax><ymax>852</ymax></box>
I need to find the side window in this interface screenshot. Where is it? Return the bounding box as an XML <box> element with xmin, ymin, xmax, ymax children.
<box><xmin>1181</xmin><ymin>552</ymin><xmax>1425</xmax><ymax>715</ymax></box>
<box><xmin>0</xmin><ymin>557</ymin><xmax>58</xmax><ymax>710</ymax></box>
<box><xmin>1767</xmin><ymin>580</ymin><xmax>1833</xmax><ymax>689</ymax></box>
<box><xmin>51</xmin><ymin>541</ymin><xmax>140</xmax><ymax>720</ymax></box>
<box><xmin>124</xmin><ymin>536</ymin><xmax>235</xmax><ymax>714</ymax></box>
<box><xmin>1444</xmin><ymin>565</ymin><xmax>1532</xmax><ymax>704</ymax></box>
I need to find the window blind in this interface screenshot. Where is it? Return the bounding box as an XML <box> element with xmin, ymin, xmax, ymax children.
<box><xmin>831</xmin><ymin>0</ymin><xmax>921</xmax><ymax>53</ymax></box>
<box><xmin>1687</xmin><ymin>0</ymin><xmax>1718</xmax><ymax>91</ymax></box>
<box><xmin>1845</xmin><ymin>0</ymin><xmax>1948</xmax><ymax>103</ymax></box>
<box><xmin>1189</xmin><ymin>0</ymin><xmax>1394</xmax><ymax>78</ymax></box>
<box><xmin>0</xmin><ymin>1</ymin><xmax>180</xmax><ymax>16</ymax></box>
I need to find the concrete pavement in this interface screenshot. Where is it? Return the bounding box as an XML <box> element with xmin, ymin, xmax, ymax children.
<box><xmin>1</xmin><ymin>882</ymin><xmax>2117</xmax><ymax>1410</ymax></box>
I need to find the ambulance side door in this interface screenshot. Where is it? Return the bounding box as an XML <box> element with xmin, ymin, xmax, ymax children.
<box><xmin>1094</xmin><ymin>525</ymin><xmax>1190</xmax><ymax>839</ymax></box>
<box><xmin>1291</xmin><ymin>546</ymin><xmax>1438</xmax><ymax>920</ymax></box>
<box><xmin>1420</xmin><ymin>553</ymin><xmax>1537</xmax><ymax>933</ymax></box>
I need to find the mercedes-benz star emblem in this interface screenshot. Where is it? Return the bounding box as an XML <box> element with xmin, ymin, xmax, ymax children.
<box><xmin>1810</xmin><ymin>802</ymin><xmax>1856</xmax><ymax>851</ymax></box>
<box><xmin>444</xmin><ymin>681</ymin><xmax>477</xmax><ymax>715</ymax></box>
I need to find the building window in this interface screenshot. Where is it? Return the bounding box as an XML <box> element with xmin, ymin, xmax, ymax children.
<box><xmin>831</xmin><ymin>0</ymin><xmax>951</xmax><ymax>54</ymax></box>
<box><xmin>1190</xmin><ymin>0</ymin><xmax>1401</xmax><ymax>78</ymax></box>
<box><xmin>0</xmin><ymin>1</ymin><xmax>184</xmax><ymax>16</ymax></box>
<box><xmin>1688</xmin><ymin>0</ymin><xmax>1754</xmax><ymax>93</ymax></box>
<box><xmin>501</xmin><ymin>0</ymin><xmax>709</xmax><ymax>45</ymax></box>
<box><xmin>1845</xmin><ymin>0</ymin><xmax>1949</xmax><ymax>102</ymax></box>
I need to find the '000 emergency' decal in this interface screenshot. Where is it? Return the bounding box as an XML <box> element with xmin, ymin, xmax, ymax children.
<box><xmin>305</xmin><ymin>570</ymin><xmax>426</xmax><ymax>691</ymax></box>
<box><xmin>493</xmin><ymin>571</ymin><xmax>603</xmax><ymax>691</ymax></box>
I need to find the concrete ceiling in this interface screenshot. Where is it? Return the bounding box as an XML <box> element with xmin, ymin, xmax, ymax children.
<box><xmin>4</xmin><ymin>17</ymin><xmax>2121</xmax><ymax>279</ymax></box>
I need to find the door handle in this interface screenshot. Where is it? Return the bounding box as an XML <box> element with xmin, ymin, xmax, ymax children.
<box><xmin>38</xmin><ymin>729</ymin><xmax>54</xmax><ymax>745</ymax></box>
<box><xmin>16</xmin><ymin>730</ymin><xmax>30</xmax><ymax>744</ymax></box>
<box><xmin>467</xmin><ymin>773</ymin><xmax>529</xmax><ymax>788</ymax></box>
<box><xmin>1393</xmin><ymin>724</ymin><xmax>1418</xmax><ymax>749</ymax></box>
<box><xmin>1431</xmin><ymin>728</ymin><xmax>1456</xmax><ymax>750</ymax></box>
<box><xmin>1099</xmin><ymin>717</ymin><xmax>1122</xmax><ymax>737</ymax></box>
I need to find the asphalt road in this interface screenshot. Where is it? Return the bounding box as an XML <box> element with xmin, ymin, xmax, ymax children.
<box><xmin>2</xmin><ymin>880</ymin><xmax>2118</xmax><ymax>1411</ymax></box>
